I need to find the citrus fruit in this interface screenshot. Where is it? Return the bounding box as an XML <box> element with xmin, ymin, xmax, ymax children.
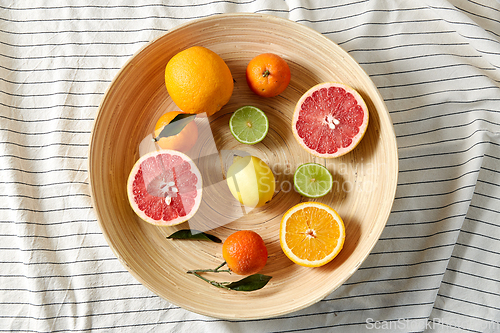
<box><xmin>280</xmin><ymin>202</ymin><xmax>345</xmax><ymax>267</ymax></box>
<box><xmin>126</xmin><ymin>150</ymin><xmax>202</xmax><ymax>226</ymax></box>
<box><xmin>292</xmin><ymin>82</ymin><xmax>369</xmax><ymax>158</ymax></box>
<box><xmin>294</xmin><ymin>163</ymin><xmax>333</xmax><ymax>198</ymax></box>
<box><xmin>153</xmin><ymin>111</ymin><xmax>198</xmax><ymax>152</ymax></box>
<box><xmin>226</xmin><ymin>156</ymin><xmax>275</xmax><ymax>208</ymax></box>
<box><xmin>229</xmin><ymin>106</ymin><xmax>269</xmax><ymax>145</ymax></box>
<box><xmin>246</xmin><ymin>53</ymin><xmax>291</xmax><ymax>98</ymax></box>
<box><xmin>222</xmin><ymin>230</ymin><xmax>268</xmax><ymax>275</ymax></box>
<box><xmin>165</xmin><ymin>46</ymin><xmax>233</xmax><ymax>116</ymax></box>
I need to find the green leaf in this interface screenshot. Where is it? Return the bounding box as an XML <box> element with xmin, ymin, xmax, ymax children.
<box><xmin>226</xmin><ymin>274</ymin><xmax>272</xmax><ymax>291</ymax></box>
<box><xmin>187</xmin><ymin>263</ymin><xmax>272</xmax><ymax>291</ymax></box>
<box><xmin>154</xmin><ymin>114</ymin><xmax>196</xmax><ymax>141</ymax></box>
<box><xmin>167</xmin><ymin>229</ymin><xmax>222</xmax><ymax>243</ymax></box>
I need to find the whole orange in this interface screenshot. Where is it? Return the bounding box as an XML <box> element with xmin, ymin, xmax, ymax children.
<box><xmin>165</xmin><ymin>46</ymin><xmax>234</xmax><ymax>117</ymax></box>
<box><xmin>222</xmin><ymin>230</ymin><xmax>268</xmax><ymax>275</ymax></box>
<box><xmin>246</xmin><ymin>53</ymin><xmax>291</xmax><ymax>98</ymax></box>
<box><xmin>154</xmin><ymin>111</ymin><xmax>198</xmax><ymax>152</ymax></box>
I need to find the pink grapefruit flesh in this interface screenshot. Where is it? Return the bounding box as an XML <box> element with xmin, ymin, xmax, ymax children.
<box><xmin>127</xmin><ymin>150</ymin><xmax>202</xmax><ymax>226</ymax></box>
<box><xmin>292</xmin><ymin>82</ymin><xmax>369</xmax><ymax>158</ymax></box>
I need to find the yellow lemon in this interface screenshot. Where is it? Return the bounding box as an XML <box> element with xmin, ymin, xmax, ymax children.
<box><xmin>226</xmin><ymin>156</ymin><xmax>275</xmax><ymax>208</ymax></box>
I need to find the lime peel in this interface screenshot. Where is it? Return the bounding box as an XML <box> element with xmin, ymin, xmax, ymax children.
<box><xmin>293</xmin><ymin>163</ymin><xmax>333</xmax><ymax>198</ymax></box>
<box><xmin>229</xmin><ymin>106</ymin><xmax>269</xmax><ymax>145</ymax></box>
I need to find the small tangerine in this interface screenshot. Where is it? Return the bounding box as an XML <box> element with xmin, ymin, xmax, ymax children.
<box><xmin>154</xmin><ymin>111</ymin><xmax>198</xmax><ymax>152</ymax></box>
<box><xmin>222</xmin><ymin>230</ymin><xmax>268</xmax><ymax>275</ymax></box>
<box><xmin>246</xmin><ymin>53</ymin><xmax>291</xmax><ymax>98</ymax></box>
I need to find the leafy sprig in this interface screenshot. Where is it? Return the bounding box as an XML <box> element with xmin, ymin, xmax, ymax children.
<box><xmin>187</xmin><ymin>262</ymin><xmax>272</xmax><ymax>292</ymax></box>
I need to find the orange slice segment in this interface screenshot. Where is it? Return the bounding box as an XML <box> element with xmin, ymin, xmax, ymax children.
<box><xmin>280</xmin><ymin>202</ymin><xmax>345</xmax><ymax>267</ymax></box>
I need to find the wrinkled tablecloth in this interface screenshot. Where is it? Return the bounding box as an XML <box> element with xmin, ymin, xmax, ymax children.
<box><xmin>1</xmin><ymin>1</ymin><xmax>499</xmax><ymax>332</ymax></box>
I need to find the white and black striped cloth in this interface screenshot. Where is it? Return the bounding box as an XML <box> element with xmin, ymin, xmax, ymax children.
<box><xmin>1</xmin><ymin>1</ymin><xmax>499</xmax><ymax>332</ymax></box>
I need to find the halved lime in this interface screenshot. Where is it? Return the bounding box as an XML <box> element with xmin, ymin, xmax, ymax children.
<box><xmin>229</xmin><ymin>106</ymin><xmax>269</xmax><ymax>145</ymax></box>
<box><xmin>293</xmin><ymin>163</ymin><xmax>333</xmax><ymax>198</ymax></box>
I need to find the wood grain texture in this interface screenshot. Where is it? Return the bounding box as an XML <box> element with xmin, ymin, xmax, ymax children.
<box><xmin>88</xmin><ymin>13</ymin><xmax>398</xmax><ymax>320</ymax></box>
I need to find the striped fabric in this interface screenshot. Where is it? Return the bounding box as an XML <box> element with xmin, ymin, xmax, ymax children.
<box><xmin>1</xmin><ymin>1</ymin><xmax>499</xmax><ymax>332</ymax></box>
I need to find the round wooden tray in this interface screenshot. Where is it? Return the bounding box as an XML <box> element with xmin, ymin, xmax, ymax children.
<box><xmin>89</xmin><ymin>13</ymin><xmax>398</xmax><ymax>320</ymax></box>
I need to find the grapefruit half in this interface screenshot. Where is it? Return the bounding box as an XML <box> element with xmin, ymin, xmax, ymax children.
<box><xmin>292</xmin><ymin>82</ymin><xmax>369</xmax><ymax>158</ymax></box>
<box><xmin>126</xmin><ymin>150</ymin><xmax>202</xmax><ymax>226</ymax></box>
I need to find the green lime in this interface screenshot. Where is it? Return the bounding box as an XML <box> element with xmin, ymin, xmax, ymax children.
<box><xmin>293</xmin><ymin>163</ymin><xmax>333</xmax><ymax>198</ymax></box>
<box><xmin>229</xmin><ymin>106</ymin><xmax>269</xmax><ymax>145</ymax></box>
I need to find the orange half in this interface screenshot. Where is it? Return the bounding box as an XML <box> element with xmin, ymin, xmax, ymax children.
<box><xmin>280</xmin><ymin>202</ymin><xmax>345</xmax><ymax>267</ymax></box>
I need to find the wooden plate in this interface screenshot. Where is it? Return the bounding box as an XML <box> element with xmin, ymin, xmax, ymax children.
<box><xmin>89</xmin><ymin>13</ymin><xmax>398</xmax><ymax>320</ymax></box>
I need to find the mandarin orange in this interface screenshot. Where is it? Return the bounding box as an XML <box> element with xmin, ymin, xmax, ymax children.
<box><xmin>153</xmin><ymin>111</ymin><xmax>198</xmax><ymax>152</ymax></box>
<box><xmin>246</xmin><ymin>53</ymin><xmax>291</xmax><ymax>98</ymax></box>
<box><xmin>222</xmin><ymin>230</ymin><xmax>268</xmax><ymax>275</ymax></box>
